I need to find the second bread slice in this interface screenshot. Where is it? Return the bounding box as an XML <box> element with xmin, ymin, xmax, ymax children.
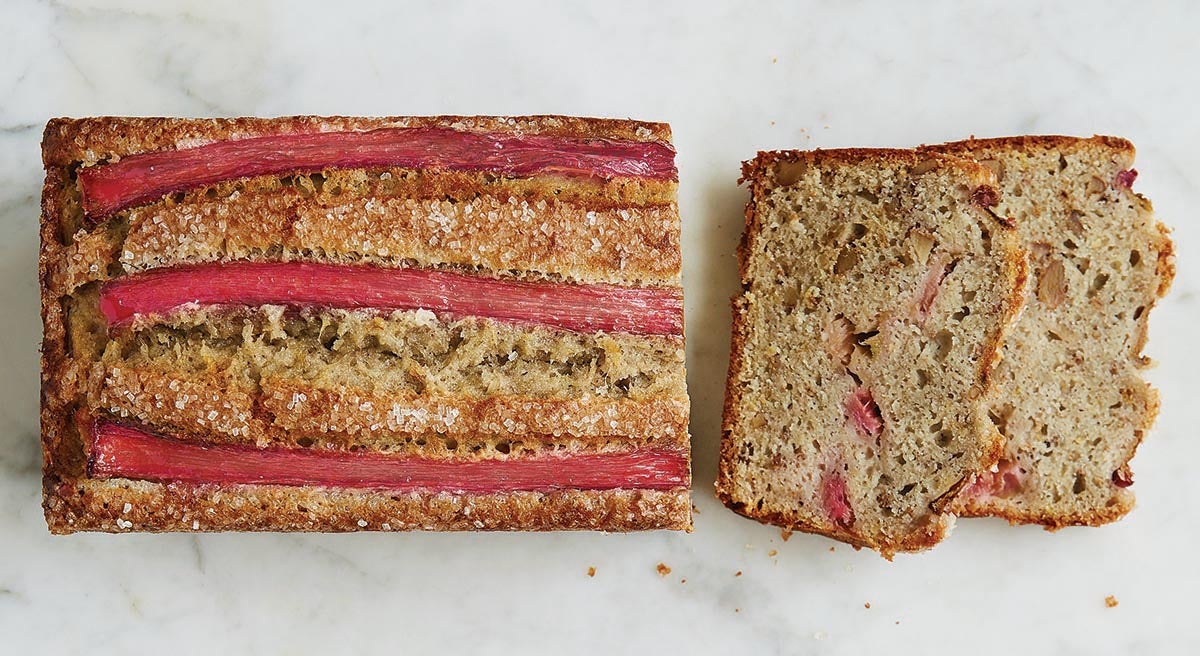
<box><xmin>717</xmin><ymin>149</ymin><xmax>1027</xmax><ymax>556</ymax></box>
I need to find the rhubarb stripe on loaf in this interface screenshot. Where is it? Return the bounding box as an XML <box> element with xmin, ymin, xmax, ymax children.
<box><xmin>89</xmin><ymin>420</ymin><xmax>689</xmax><ymax>493</ymax></box>
<box><xmin>78</xmin><ymin>126</ymin><xmax>677</xmax><ymax>221</ymax></box>
<box><xmin>41</xmin><ymin>115</ymin><xmax>690</xmax><ymax>533</ymax></box>
<box><xmin>99</xmin><ymin>262</ymin><xmax>683</xmax><ymax>335</ymax></box>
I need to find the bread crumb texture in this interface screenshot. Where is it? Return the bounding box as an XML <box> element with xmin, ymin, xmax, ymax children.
<box><xmin>932</xmin><ymin>136</ymin><xmax>1173</xmax><ymax>527</ymax></box>
<box><xmin>718</xmin><ymin>148</ymin><xmax>1025</xmax><ymax>556</ymax></box>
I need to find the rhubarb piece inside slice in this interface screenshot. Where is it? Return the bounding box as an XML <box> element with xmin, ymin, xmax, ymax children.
<box><xmin>99</xmin><ymin>262</ymin><xmax>683</xmax><ymax>336</ymax></box>
<box><xmin>821</xmin><ymin>470</ymin><xmax>855</xmax><ymax>529</ymax></box>
<box><xmin>915</xmin><ymin>254</ymin><xmax>954</xmax><ymax>323</ymax></box>
<box><xmin>88</xmin><ymin>420</ymin><xmax>689</xmax><ymax>493</ymax></box>
<box><xmin>78</xmin><ymin>127</ymin><xmax>678</xmax><ymax>220</ymax></box>
<box><xmin>964</xmin><ymin>459</ymin><xmax>1025</xmax><ymax>500</ymax></box>
<box><xmin>844</xmin><ymin>387</ymin><xmax>883</xmax><ymax>439</ymax></box>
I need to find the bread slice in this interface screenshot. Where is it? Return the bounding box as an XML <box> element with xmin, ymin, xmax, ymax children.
<box><xmin>40</xmin><ymin>115</ymin><xmax>691</xmax><ymax>533</ymax></box>
<box><xmin>717</xmin><ymin>149</ymin><xmax>1027</xmax><ymax>556</ymax></box>
<box><xmin>927</xmin><ymin>136</ymin><xmax>1174</xmax><ymax>526</ymax></box>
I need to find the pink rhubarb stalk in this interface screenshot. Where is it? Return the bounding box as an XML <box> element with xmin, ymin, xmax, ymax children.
<box><xmin>88</xmin><ymin>420</ymin><xmax>689</xmax><ymax>493</ymax></box>
<box><xmin>78</xmin><ymin>127</ymin><xmax>677</xmax><ymax>220</ymax></box>
<box><xmin>965</xmin><ymin>459</ymin><xmax>1024</xmax><ymax>500</ymax></box>
<box><xmin>98</xmin><ymin>262</ymin><xmax>684</xmax><ymax>336</ymax></box>
<box><xmin>821</xmin><ymin>470</ymin><xmax>855</xmax><ymax>529</ymax></box>
<box><xmin>1115</xmin><ymin>169</ymin><xmax>1138</xmax><ymax>189</ymax></box>
<box><xmin>915</xmin><ymin>255</ymin><xmax>952</xmax><ymax>323</ymax></box>
<box><xmin>844</xmin><ymin>387</ymin><xmax>883</xmax><ymax>439</ymax></box>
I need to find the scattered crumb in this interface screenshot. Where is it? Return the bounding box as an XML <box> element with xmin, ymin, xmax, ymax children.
<box><xmin>895</xmin><ymin>621</ymin><xmax>900</xmax><ymax>625</ymax></box>
<box><xmin>781</xmin><ymin>529</ymin><xmax>793</xmax><ymax>542</ymax></box>
<box><xmin>735</xmin><ymin>608</ymin><xmax>741</xmax><ymax>613</ymax></box>
<box><xmin>829</xmin><ymin>546</ymin><xmax>836</xmax><ymax>552</ymax></box>
<box><xmin>770</xmin><ymin>120</ymin><xmax>776</xmax><ymax>126</ymax></box>
<box><xmin>735</xmin><ymin>571</ymin><xmax>743</xmax><ymax>577</ymax></box>
<box><xmin>680</xmin><ymin>578</ymin><xmax>687</xmax><ymax>584</ymax></box>
<box><xmin>768</xmin><ymin>549</ymin><xmax>778</xmax><ymax>557</ymax></box>
<box><xmin>864</xmin><ymin>603</ymin><xmax>871</xmax><ymax>609</ymax></box>
<box><xmin>772</xmin><ymin>57</ymin><xmax>778</xmax><ymax>64</ymax></box>
<box><xmin>656</xmin><ymin>563</ymin><xmax>672</xmax><ymax>577</ymax></box>
<box><xmin>587</xmin><ymin>566</ymin><xmax>596</xmax><ymax>578</ymax></box>
<box><xmin>1106</xmin><ymin>595</ymin><xmax>1119</xmax><ymax>608</ymax></box>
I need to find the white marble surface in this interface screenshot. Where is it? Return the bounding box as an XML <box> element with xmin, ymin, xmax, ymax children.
<box><xmin>2</xmin><ymin>1</ymin><xmax>1198</xmax><ymax>653</ymax></box>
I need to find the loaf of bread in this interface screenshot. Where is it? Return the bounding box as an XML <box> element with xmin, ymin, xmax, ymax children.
<box><xmin>717</xmin><ymin>149</ymin><xmax>1027</xmax><ymax>556</ymax></box>
<box><xmin>40</xmin><ymin>115</ymin><xmax>691</xmax><ymax>533</ymax></box>
<box><xmin>927</xmin><ymin>136</ymin><xmax>1174</xmax><ymax>526</ymax></box>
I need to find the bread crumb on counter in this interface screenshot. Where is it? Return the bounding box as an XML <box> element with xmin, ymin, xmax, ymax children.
<box><xmin>587</xmin><ymin>566</ymin><xmax>596</xmax><ymax>578</ymax></box>
<box><xmin>1106</xmin><ymin>595</ymin><xmax>1119</xmax><ymax>608</ymax></box>
<box><xmin>656</xmin><ymin>563</ymin><xmax>671</xmax><ymax>577</ymax></box>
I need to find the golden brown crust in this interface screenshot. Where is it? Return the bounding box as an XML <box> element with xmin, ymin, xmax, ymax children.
<box><xmin>96</xmin><ymin>365</ymin><xmax>690</xmax><ymax>453</ymax></box>
<box><xmin>928</xmin><ymin>134</ymin><xmax>1135</xmax><ymax>156</ymax></box>
<box><xmin>717</xmin><ymin>148</ymin><xmax>1026</xmax><ymax>555</ymax></box>
<box><xmin>51</xmin><ymin>177</ymin><xmax>679</xmax><ymax>290</ymax></box>
<box><xmin>44</xmin><ymin>478</ymin><xmax>692</xmax><ymax>533</ymax></box>
<box><xmin>42</xmin><ymin>115</ymin><xmax>674</xmax><ymax>167</ymax></box>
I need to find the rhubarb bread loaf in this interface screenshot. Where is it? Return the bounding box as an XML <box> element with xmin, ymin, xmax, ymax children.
<box><xmin>927</xmin><ymin>136</ymin><xmax>1174</xmax><ymax>526</ymax></box>
<box><xmin>40</xmin><ymin>115</ymin><xmax>690</xmax><ymax>533</ymax></box>
<box><xmin>717</xmin><ymin>149</ymin><xmax>1027</xmax><ymax>556</ymax></box>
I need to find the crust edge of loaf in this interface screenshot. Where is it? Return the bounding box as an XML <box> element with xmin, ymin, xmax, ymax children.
<box><xmin>43</xmin><ymin>478</ymin><xmax>694</xmax><ymax>534</ymax></box>
<box><xmin>717</xmin><ymin>148</ymin><xmax>1028</xmax><ymax>556</ymax></box>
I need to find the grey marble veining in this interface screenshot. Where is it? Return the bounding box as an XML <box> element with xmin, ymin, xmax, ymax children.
<box><xmin>2</xmin><ymin>0</ymin><xmax>1198</xmax><ymax>653</ymax></box>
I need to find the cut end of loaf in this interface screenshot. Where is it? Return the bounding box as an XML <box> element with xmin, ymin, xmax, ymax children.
<box><xmin>930</xmin><ymin>135</ymin><xmax>1174</xmax><ymax>528</ymax></box>
<box><xmin>719</xmin><ymin>148</ymin><xmax>1026</xmax><ymax>555</ymax></box>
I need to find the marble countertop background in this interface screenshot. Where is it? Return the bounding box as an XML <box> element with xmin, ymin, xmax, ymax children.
<box><xmin>2</xmin><ymin>1</ymin><xmax>1197</xmax><ymax>653</ymax></box>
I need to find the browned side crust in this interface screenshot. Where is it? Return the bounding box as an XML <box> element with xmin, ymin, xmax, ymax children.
<box><xmin>45</xmin><ymin>479</ymin><xmax>692</xmax><ymax>533</ymax></box>
<box><xmin>716</xmin><ymin>148</ymin><xmax>1026</xmax><ymax>556</ymax></box>
<box><xmin>42</xmin><ymin>115</ymin><xmax>674</xmax><ymax>168</ymax></box>
<box><xmin>927</xmin><ymin>135</ymin><xmax>1175</xmax><ymax>528</ymax></box>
